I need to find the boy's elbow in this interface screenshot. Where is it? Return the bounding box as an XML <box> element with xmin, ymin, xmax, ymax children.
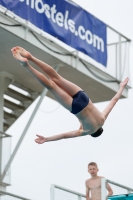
<box><xmin>79</xmin><ymin>129</ymin><xmax>83</xmax><ymax>136</ymax></box>
<box><xmin>73</xmin><ymin>130</ymin><xmax>82</xmax><ymax>138</ymax></box>
<box><xmin>79</xmin><ymin>129</ymin><xmax>88</xmax><ymax>137</ymax></box>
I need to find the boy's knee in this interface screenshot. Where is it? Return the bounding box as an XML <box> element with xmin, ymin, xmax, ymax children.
<box><xmin>48</xmin><ymin>80</ymin><xmax>56</xmax><ymax>89</ymax></box>
<box><xmin>51</xmin><ymin>75</ymin><xmax>60</xmax><ymax>83</ymax></box>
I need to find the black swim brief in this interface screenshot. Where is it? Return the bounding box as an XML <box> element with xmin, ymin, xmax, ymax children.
<box><xmin>71</xmin><ymin>91</ymin><xmax>89</xmax><ymax>114</ymax></box>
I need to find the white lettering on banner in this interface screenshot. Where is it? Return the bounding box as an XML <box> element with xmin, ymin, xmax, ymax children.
<box><xmin>85</xmin><ymin>30</ymin><xmax>93</xmax><ymax>45</ymax></box>
<box><xmin>44</xmin><ymin>4</ymin><xmax>50</xmax><ymax>18</ymax></box>
<box><xmin>78</xmin><ymin>25</ymin><xmax>85</xmax><ymax>40</ymax></box>
<box><xmin>68</xmin><ymin>19</ymin><xmax>75</xmax><ymax>33</ymax></box>
<box><xmin>93</xmin><ymin>35</ymin><xmax>104</xmax><ymax>52</ymax></box>
<box><xmin>31</xmin><ymin>0</ymin><xmax>34</xmax><ymax>9</ymax></box>
<box><xmin>35</xmin><ymin>0</ymin><xmax>44</xmax><ymax>13</ymax></box>
<box><xmin>56</xmin><ymin>12</ymin><xmax>64</xmax><ymax>27</ymax></box>
<box><xmin>19</xmin><ymin>0</ymin><xmax>105</xmax><ymax>52</ymax></box>
<box><xmin>51</xmin><ymin>4</ymin><xmax>56</xmax><ymax>23</ymax></box>
<box><xmin>64</xmin><ymin>10</ymin><xmax>69</xmax><ymax>30</ymax></box>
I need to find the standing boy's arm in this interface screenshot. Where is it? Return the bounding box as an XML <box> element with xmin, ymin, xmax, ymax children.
<box><xmin>106</xmin><ymin>183</ymin><xmax>113</xmax><ymax>197</ymax></box>
<box><xmin>85</xmin><ymin>181</ymin><xmax>90</xmax><ymax>200</ymax></box>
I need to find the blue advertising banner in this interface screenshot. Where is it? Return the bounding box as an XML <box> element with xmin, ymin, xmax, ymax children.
<box><xmin>108</xmin><ymin>194</ymin><xmax>133</xmax><ymax>200</ymax></box>
<box><xmin>0</xmin><ymin>0</ymin><xmax>107</xmax><ymax>66</ymax></box>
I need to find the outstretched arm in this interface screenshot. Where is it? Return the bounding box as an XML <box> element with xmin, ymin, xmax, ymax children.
<box><xmin>35</xmin><ymin>128</ymin><xmax>91</xmax><ymax>144</ymax></box>
<box><xmin>102</xmin><ymin>78</ymin><xmax>129</xmax><ymax>119</ymax></box>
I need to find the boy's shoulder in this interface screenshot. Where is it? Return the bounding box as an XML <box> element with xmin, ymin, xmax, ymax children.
<box><xmin>96</xmin><ymin>176</ymin><xmax>105</xmax><ymax>180</ymax></box>
<box><xmin>85</xmin><ymin>176</ymin><xmax>104</xmax><ymax>182</ymax></box>
<box><xmin>85</xmin><ymin>178</ymin><xmax>91</xmax><ymax>184</ymax></box>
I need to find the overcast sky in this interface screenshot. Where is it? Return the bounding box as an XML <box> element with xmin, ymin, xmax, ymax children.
<box><xmin>3</xmin><ymin>0</ymin><xmax>133</xmax><ymax>200</ymax></box>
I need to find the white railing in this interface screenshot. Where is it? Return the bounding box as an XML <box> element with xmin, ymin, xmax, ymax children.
<box><xmin>0</xmin><ymin>190</ymin><xmax>32</xmax><ymax>200</ymax></box>
<box><xmin>50</xmin><ymin>184</ymin><xmax>86</xmax><ymax>200</ymax></box>
<box><xmin>101</xmin><ymin>178</ymin><xmax>133</xmax><ymax>200</ymax></box>
<box><xmin>51</xmin><ymin>180</ymin><xmax>133</xmax><ymax>200</ymax></box>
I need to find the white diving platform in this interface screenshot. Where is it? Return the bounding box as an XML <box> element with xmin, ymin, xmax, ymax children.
<box><xmin>0</xmin><ymin>7</ymin><xmax>131</xmax><ymax>105</ymax></box>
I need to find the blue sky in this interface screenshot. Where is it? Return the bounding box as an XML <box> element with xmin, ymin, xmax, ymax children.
<box><xmin>4</xmin><ymin>0</ymin><xmax>133</xmax><ymax>199</ymax></box>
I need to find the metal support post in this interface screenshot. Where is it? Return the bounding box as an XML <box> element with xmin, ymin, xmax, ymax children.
<box><xmin>75</xmin><ymin>51</ymin><xmax>79</xmax><ymax>69</ymax></box>
<box><xmin>24</xmin><ymin>20</ymin><xmax>29</xmax><ymax>40</ymax></box>
<box><xmin>119</xmin><ymin>35</ymin><xmax>122</xmax><ymax>81</ymax></box>
<box><xmin>0</xmin><ymin>76</ymin><xmax>4</xmax><ymax>191</ymax></box>
<box><xmin>50</xmin><ymin>184</ymin><xmax>55</xmax><ymax>200</ymax></box>
<box><xmin>78</xmin><ymin>195</ymin><xmax>82</xmax><ymax>200</ymax></box>
<box><xmin>0</xmin><ymin>66</ymin><xmax>59</xmax><ymax>182</ymax></box>
<box><xmin>127</xmin><ymin>42</ymin><xmax>131</xmax><ymax>84</ymax></box>
<box><xmin>0</xmin><ymin>87</ymin><xmax>47</xmax><ymax>182</ymax></box>
<box><xmin>71</xmin><ymin>50</ymin><xmax>79</xmax><ymax>69</ymax></box>
<box><xmin>0</xmin><ymin>72</ymin><xmax>13</xmax><ymax>194</ymax></box>
<box><xmin>0</xmin><ymin>76</ymin><xmax>4</xmax><ymax>132</ymax></box>
<box><xmin>101</xmin><ymin>178</ymin><xmax>106</xmax><ymax>200</ymax></box>
<box><xmin>115</xmin><ymin>44</ymin><xmax>118</xmax><ymax>80</ymax></box>
<box><xmin>127</xmin><ymin>189</ymin><xmax>131</xmax><ymax>194</ymax></box>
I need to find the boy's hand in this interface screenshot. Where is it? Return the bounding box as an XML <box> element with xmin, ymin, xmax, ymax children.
<box><xmin>120</xmin><ymin>77</ymin><xmax>129</xmax><ymax>88</ymax></box>
<box><xmin>34</xmin><ymin>134</ymin><xmax>47</xmax><ymax>144</ymax></box>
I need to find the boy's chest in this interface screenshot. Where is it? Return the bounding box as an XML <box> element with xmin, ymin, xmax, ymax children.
<box><xmin>89</xmin><ymin>179</ymin><xmax>101</xmax><ymax>189</ymax></box>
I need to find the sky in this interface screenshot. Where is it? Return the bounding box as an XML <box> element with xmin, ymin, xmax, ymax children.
<box><xmin>2</xmin><ymin>0</ymin><xmax>133</xmax><ymax>199</ymax></box>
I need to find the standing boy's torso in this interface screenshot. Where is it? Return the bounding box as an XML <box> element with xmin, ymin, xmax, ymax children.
<box><xmin>86</xmin><ymin>176</ymin><xmax>103</xmax><ymax>200</ymax></box>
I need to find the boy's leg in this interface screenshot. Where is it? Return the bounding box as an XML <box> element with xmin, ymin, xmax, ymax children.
<box><xmin>11</xmin><ymin>47</ymin><xmax>82</xmax><ymax>97</ymax></box>
<box><xmin>31</xmin><ymin>55</ymin><xmax>82</xmax><ymax>96</ymax></box>
<box><xmin>12</xmin><ymin>51</ymin><xmax>73</xmax><ymax>111</ymax></box>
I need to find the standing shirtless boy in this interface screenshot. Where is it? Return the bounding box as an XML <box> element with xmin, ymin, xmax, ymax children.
<box><xmin>85</xmin><ymin>162</ymin><xmax>113</xmax><ymax>200</ymax></box>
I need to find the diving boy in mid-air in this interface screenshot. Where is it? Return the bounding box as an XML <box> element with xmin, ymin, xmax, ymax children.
<box><xmin>11</xmin><ymin>46</ymin><xmax>129</xmax><ymax>144</ymax></box>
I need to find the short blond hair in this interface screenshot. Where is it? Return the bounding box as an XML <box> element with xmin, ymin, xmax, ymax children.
<box><xmin>88</xmin><ymin>162</ymin><xmax>98</xmax><ymax>167</ymax></box>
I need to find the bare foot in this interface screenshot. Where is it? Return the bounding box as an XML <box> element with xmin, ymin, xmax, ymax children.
<box><xmin>12</xmin><ymin>51</ymin><xmax>28</xmax><ymax>67</ymax></box>
<box><xmin>11</xmin><ymin>46</ymin><xmax>32</xmax><ymax>60</ymax></box>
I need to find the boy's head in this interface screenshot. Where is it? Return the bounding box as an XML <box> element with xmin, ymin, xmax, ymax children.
<box><xmin>91</xmin><ymin>127</ymin><xmax>103</xmax><ymax>137</ymax></box>
<box><xmin>88</xmin><ymin>162</ymin><xmax>99</xmax><ymax>177</ymax></box>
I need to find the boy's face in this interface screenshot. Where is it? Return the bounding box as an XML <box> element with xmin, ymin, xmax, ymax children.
<box><xmin>88</xmin><ymin>165</ymin><xmax>98</xmax><ymax>177</ymax></box>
